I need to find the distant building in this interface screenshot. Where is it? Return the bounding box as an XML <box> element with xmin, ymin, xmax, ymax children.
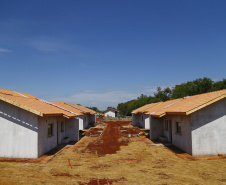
<box><xmin>103</xmin><ymin>108</ymin><xmax>118</xmax><ymax>117</ymax></box>
<box><xmin>132</xmin><ymin>89</ymin><xmax>226</xmax><ymax>156</ymax></box>
<box><xmin>0</xmin><ymin>89</ymin><xmax>96</xmax><ymax>159</ymax></box>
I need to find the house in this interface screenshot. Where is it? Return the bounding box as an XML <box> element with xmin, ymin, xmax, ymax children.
<box><xmin>103</xmin><ymin>108</ymin><xmax>118</xmax><ymax>117</ymax></box>
<box><xmin>0</xmin><ymin>89</ymin><xmax>96</xmax><ymax>159</ymax></box>
<box><xmin>51</xmin><ymin>101</ymin><xmax>96</xmax><ymax>130</ymax></box>
<box><xmin>132</xmin><ymin>99</ymin><xmax>181</xmax><ymax>129</ymax></box>
<box><xmin>132</xmin><ymin>89</ymin><xmax>226</xmax><ymax>156</ymax></box>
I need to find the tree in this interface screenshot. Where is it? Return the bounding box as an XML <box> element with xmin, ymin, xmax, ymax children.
<box><xmin>211</xmin><ymin>79</ymin><xmax>226</xmax><ymax>91</ymax></box>
<box><xmin>154</xmin><ymin>87</ymin><xmax>172</xmax><ymax>101</ymax></box>
<box><xmin>172</xmin><ymin>77</ymin><xmax>213</xmax><ymax>98</ymax></box>
<box><xmin>117</xmin><ymin>77</ymin><xmax>225</xmax><ymax>117</ymax></box>
<box><xmin>87</xmin><ymin>106</ymin><xmax>99</xmax><ymax>112</ymax></box>
<box><xmin>107</xmin><ymin>106</ymin><xmax>116</xmax><ymax>110</ymax></box>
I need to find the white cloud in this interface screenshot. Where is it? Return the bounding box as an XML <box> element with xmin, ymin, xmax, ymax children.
<box><xmin>50</xmin><ymin>89</ymin><xmax>140</xmax><ymax>110</ymax></box>
<box><xmin>0</xmin><ymin>48</ymin><xmax>12</xmax><ymax>52</ymax></box>
<box><xmin>29</xmin><ymin>37</ymin><xmax>66</xmax><ymax>52</ymax></box>
<box><xmin>47</xmin><ymin>84</ymin><xmax>174</xmax><ymax>110</ymax></box>
<box><xmin>83</xmin><ymin>90</ymin><xmax>96</xmax><ymax>93</ymax></box>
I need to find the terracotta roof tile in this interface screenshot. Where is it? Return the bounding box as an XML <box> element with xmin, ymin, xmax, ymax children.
<box><xmin>144</xmin><ymin>99</ymin><xmax>182</xmax><ymax>115</ymax></box>
<box><xmin>131</xmin><ymin>102</ymin><xmax>161</xmax><ymax>114</ymax></box>
<box><xmin>78</xmin><ymin>105</ymin><xmax>96</xmax><ymax>114</ymax></box>
<box><xmin>152</xmin><ymin>89</ymin><xmax>226</xmax><ymax>117</ymax></box>
<box><xmin>103</xmin><ymin>108</ymin><xmax>118</xmax><ymax>113</ymax></box>
<box><xmin>62</xmin><ymin>102</ymin><xmax>96</xmax><ymax>115</ymax></box>
<box><xmin>0</xmin><ymin>88</ymin><xmax>37</xmax><ymax>99</ymax></box>
<box><xmin>50</xmin><ymin>101</ymin><xmax>84</xmax><ymax>116</ymax></box>
<box><xmin>0</xmin><ymin>93</ymin><xmax>76</xmax><ymax>118</ymax></box>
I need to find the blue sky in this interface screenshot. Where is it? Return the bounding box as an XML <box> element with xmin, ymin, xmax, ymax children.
<box><xmin>0</xmin><ymin>0</ymin><xmax>226</xmax><ymax>110</ymax></box>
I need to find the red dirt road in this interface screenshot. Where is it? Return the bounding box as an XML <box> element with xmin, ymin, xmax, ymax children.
<box><xmin>83</xmin><ymin>121</ymin><xmax>140</xmax><ymax>156</ymax></box>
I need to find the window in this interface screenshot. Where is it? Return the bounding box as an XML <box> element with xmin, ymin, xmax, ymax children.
<box><xmin>48</xmin><ymin>124</ymin><xmax>54</xmax><ymax>137</ymax></box>
<box><xmin>61</xmin><ymin>121</ymin><xmax>64</xmax><ymax>132</ymax></box>
<box><xmin>176</xmin><ymin>122</ymin><xmax>181</xmax><ymax>135</ymax></box>
<box><xmin>165</xmin><ymin>120</ymin><xmax>168</xmax><ymax>131</ymax></box>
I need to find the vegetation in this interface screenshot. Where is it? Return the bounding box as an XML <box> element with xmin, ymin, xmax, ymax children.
<box><xmin>117</xmin><ymin>77</ymin><xmax>226</xmax><ymax>116</ymax></box>
<box><xmin>87</xmin><ymin>106</ymin><xmax>100</xmax><ymax>112</ymax></box>
<box><xmin>107</xmin><ymin>106</ymin><xmax>117</xmax><ymax>110</ymax></box>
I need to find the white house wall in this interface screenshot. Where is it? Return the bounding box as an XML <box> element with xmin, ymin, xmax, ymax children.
<box><xmin>0</xmin><ymin>100</ymin><xmax>39</xmax><ymax>158</ymax></box>
<box><xmin>132</xmin><ymin>114</ymin><xmax>139</xmax><ymax>126</ymax></box>
<box><xmin>150</xmin><ymin>117</ymin><xmax>164</xmax><ymax>140</ymax></box>
<box><xmin>65</xmin><ymin>118</ymin><xmax>79</xmax><ymax>142</ymax></box>
<box><xmin>57</xmin><ymin>118</ymin><xmax>66</xmax><ymax>145</ymax></box>
<box><xmin>78</xmin><ymin>115</ymin><xmax>89</xmax><ymax>130</ymax></box>
<box><xmin>191</xmin><ymin>98</ymin><xmax>226</xmax><ymax>156</ymax></box>
<box><xmin>88</xmin><ymin>114</ymin><xmax>96</xmax><ymax>123</ymax></box>
<box><xmin>104</xmin><ymin>110</ymin><xmax>115</xmax><ymax>117</ymax></box>
<box><xmin>144</xmin><ymin>115</ymin><xmax>150</xmax><ymax>129</ymax></box>
<box><xmin>165</xmin><ymin>115</ymin><xmax>192</xmax><ymax>155</ymax></box>
<box><xmin>38</xmin><ymin>117</ymin><xmax>59</xmax><ymax>157</ymax></box>
<box><xmin>132</xmin><ymin>113</ymin><xmax>150</xmax><ymax>129</ymax></box>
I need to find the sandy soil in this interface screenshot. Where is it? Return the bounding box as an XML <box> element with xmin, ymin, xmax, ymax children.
<box><xmin>0</xmin><ymin>120</ymin><xmax>226</xmax><ymax>185</ymax></box>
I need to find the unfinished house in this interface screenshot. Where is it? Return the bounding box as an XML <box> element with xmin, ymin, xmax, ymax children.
<box><xmin>0</xmin><ymin>89</ymin><xmax>96</xmax><ymax>159</ymax></box>
<box><xmin>51</xmin><ymin>101</ymin><xmax>96</xmax><ymax>130</ymax></box>
<box><xmin>132</xmin><ymin>99</ymin><xmax>181</xmax><ymax>129</ymax></box>
<box><xmin>132</xmin><ymin>89</ymin><xmax>226</xmax><ymax>156</ymax></box>
<box><xmin>103</xmin><ymin>108</ymin><xmax>118</xmax><ymax>117</ymax></box>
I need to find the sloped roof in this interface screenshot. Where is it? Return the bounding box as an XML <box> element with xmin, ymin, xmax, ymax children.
<box><xmin>60</xmin><ymin>102</ymin><xmax>96</xmax><ymax>115</ymax></box>
<box><xmin>132</xmin><ymin>102</ymin><xmax>161</xmax><ymax>114</ymax></box>
<box><xmin>152</xmin><ymin>89</ymin><xmax>226</xmax><ymax>117</ymax></box>
<box><xmin>0</xmin><ymin>88</ymin><xmax>38</xmax><ymax>99</ymax></box>
<box><xmin>50</xmin><ymin>101</ymin><xmax>84</xmax><ymax>116</ymax></box>
<box><xmin>0</xmin><ymin>90</ymin><xmax>76</xmax><ymax>118</ymax></box>
<box><xmin>144</xmin><ymin>99</ymin><xmax>182</xmax><ymax>115</ymax></box>
<box><xmin>103</xmin><ymin>108</ymin><xmax>118</xmax><ymax>113</ymax></box>
<box><xmin>132</xmin><ymin>89</ymin><xmax>226</xmax><ymax>117</ymax></box>
<box><xmin>132</xmin><ymin>99</ymin><xmax>181</xmax><ymax>115</ymax></box>
<box><xmin>77</xmin><ymin>104</ymin><xmax>96</xmax><ymax>115</ymax></box>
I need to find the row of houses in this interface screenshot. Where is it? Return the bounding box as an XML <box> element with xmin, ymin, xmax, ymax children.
<box><xmin>0</xmin><ymin>88</ymin><xmax>96</xmax><ymax>159</ymax></box>
<box><xmin>132</xmin><ymin>89</ymin><xmax>226</xmax><ymax>156</ymax></box>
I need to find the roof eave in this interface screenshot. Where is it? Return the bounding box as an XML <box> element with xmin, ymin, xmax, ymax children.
<box><xmin>186</xmin><ymin>94</ymin><xmax>226</xmax><ymax>115</ymax></box>
<box><xmin>0</xmin><ymin>95</ymin><xmax>43</xmax><ymax>117</ymax></box>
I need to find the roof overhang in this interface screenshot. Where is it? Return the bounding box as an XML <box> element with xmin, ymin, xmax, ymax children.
<box><xmin>0</xmin><ymin>95</ymin><xmax>43</xmax><ymax>117</ymax></box>
<box><xmin>186</xmin><ymin>94</ymin><xmax>226</xmax><ymax>115</ymax></box>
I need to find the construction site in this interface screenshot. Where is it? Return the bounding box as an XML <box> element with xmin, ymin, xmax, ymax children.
<box><xmin>0</xmin><ymin>118</ymin><xmax>226</xmax><ymax>185</ymax></box>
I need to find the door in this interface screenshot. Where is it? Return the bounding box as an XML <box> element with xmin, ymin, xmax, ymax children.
<box><xmin>57</xmin><ymin>121</ymin><xmax>60</xmax><ymax>145</ymax></box>
<box><xmin>169</xmin><ymin>120</ymin><xmax>172</xmax><ymax>142</ymax></box>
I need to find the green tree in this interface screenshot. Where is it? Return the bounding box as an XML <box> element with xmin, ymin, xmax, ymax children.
<box><xmin>154</xmin><ymin>87</ymin><xmax>172</xmax><ymax>101</ymax></box>
<box><xmin>211</xmin><ymin>79</ymin><xmax>226</xmax><ymax>91</ymax></box>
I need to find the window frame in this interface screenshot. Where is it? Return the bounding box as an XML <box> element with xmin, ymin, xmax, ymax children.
<box><xmin>165</xmin><ymin>120</ymin><xmax>168</xmax><ymax>131</ymax></box>
<box><xmin>61</xmin><ymin>121</ymin><xmax>64</xmax><ymax>132</ymax></box>
<box><xmin>48</xmin><ymin>123</ymin><xmax>54</xmax><ymax>137</ymax></box>
<box><xmin>176</xmin><ymin>122</ymin><xmax>182</xmax><ymax>135</ymax></box>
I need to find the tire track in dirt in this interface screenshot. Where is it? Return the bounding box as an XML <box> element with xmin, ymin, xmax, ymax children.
<box><xmin>82</xmin><ymin>121</ymin><xmax>138</xmax><ymax>156</ymax></box>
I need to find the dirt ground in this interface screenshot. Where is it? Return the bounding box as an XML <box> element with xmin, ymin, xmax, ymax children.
<box><xmin>0</xmin><ymin>120</ymin><xmax>226</xmax><ymax>185</ymax></box>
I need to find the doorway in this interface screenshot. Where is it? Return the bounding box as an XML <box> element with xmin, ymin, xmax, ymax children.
<box><xmin>169</xmin><ymin>120</ymin><xmax>172</xmax><ymax>142</ymax></box>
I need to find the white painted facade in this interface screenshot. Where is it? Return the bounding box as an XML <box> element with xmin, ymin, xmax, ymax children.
<box><xmin>150</xmin><ymin>98</ymin><xmax>226</xmax><ymax>156</ymax></box>
<box><xmin>132</xmin><ymin>113</ymin><xmax>150</xmax><ymax>129</ymax></box>
<box><xmin>190</xmin><ymin>98</ymin><xmax>226</xmax><ymax>156</ymax></box>
<box><xmin>0</xmin><ymin>100</ymin><xmax>80</xmax><ymax>159</ymax></box>
<box><xmin>77</xmin><ymin>114</ymin><xmax>96</xmax><ymax>130</ymax></box>
<box><xmin>65</xmin><ymin>118</ymin><xmax>79</xmax><ymax>142</ymax></box>
<box><xmin>104</xmin><ymin>109</ymin><xmax>117</xmax><ymax>117</ymax></box>
<box><xmin>0</xmin><ymin>100</ymin><xmax>39</xmax><ymax>158</ymax></box>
